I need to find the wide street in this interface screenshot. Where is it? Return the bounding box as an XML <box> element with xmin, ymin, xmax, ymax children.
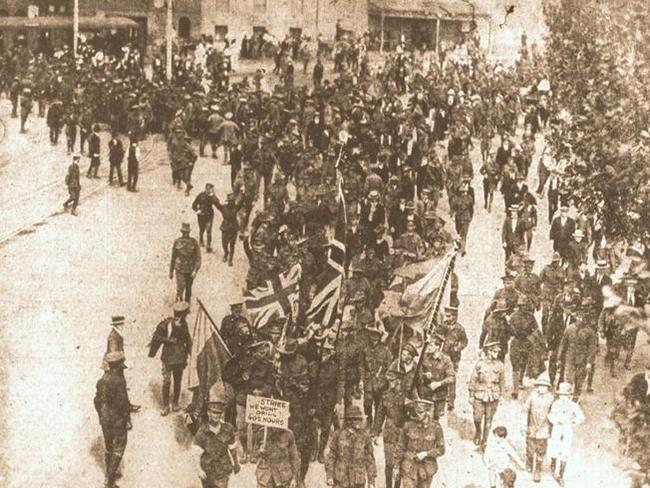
<box><xmin>0</xmin><ymin>74</ymin><xmax>644</xmax><ymax>488</ymax></box>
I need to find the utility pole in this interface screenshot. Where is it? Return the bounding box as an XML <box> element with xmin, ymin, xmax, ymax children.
<box><xmin>73</xmin><ymin>0</ymin><xmax>79</xmax><ymax>57</ymax></box>
<box><xmin>166</xmin><ymin>0</ymin><xmax>173</xmax><ymax>80</ymax></box>
<box><xmin>315</xmin><ymin>0</ymin><xmax>319</xmax><ymax>36</ymax></box>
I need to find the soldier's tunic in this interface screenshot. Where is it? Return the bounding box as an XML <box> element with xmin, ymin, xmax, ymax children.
<box><xmin>441</xmin><ymin>321</ymin><xmax>468</xmax><ymax>406</ymax></box>
<box><xmin>509</xmin><ymin>309</ymin><xmax>537</xmax><ymax>386</ymax></box>
<box><xmin>396</xmin><ymin>417</ymin><xmax>446</xmax><ymax>488</ymax></box>
<box><xmin>256</xmin><ymin>429</ymin><xmax>301</xmax><ymax>488</ymax></box>
<box><xmin>309</xmin><ymin>355</ymin><xmax>339</xmax><ymax>457</ymax></box>
<box><xmin>325</xmin><ymin>427</ymin><xmax>377</xmax><ymax>488</ymax></box>
<box><xmin>363</xmin><ymin>341</ymin><xmax>392</xmax><ymax>434</ymax></box>
<box><xmin>170</xmin><ymin>235</ymin><xmax>201</xmax><ymax>302</ymax></box>
<box><xmin>559</xmin><ymin>324</ymin><xmax>597</xmax><ymax>396</ymax></box>
<box><xmin>468</xmin><ymin>357</ymin><xmax>505</xmax><ymax>444</ymax></box>
<box><xmin>94</xmin><ymin>369</ymin><xmax>131</xmax><ymax>485</ymax></box>
<box><xmin>515</xmin><ymin>271</ymin><xmax>542</xmax><ymax>310</ymax></box>
<box><xmin>479</xmin><ymin>312</ymin><xmax>512</xmax><ymax>360</ymax></box>
<box><xmin>540</xmin><ymin>263</ymin><xmax>565</xmax><ymax>332</ymax></box>
<box><xmin>416</xmin><ymin>352</ymin><xmax>455</xmax><ymax>418</ymax></box>
<box><xmin>194</xmin><ymin>421</ymin><xmax>238</xmax><ymax>488</ymax></box>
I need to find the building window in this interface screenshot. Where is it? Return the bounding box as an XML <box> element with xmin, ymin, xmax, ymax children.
<box><xmin>214</xmin><ymin>25</ymin><xmax>228</xmax><ymax>41</ymax></box>
<box><xmin>215</xmin><ymin>0</ymin><xmax>229</xmax><ymax>12</ymax></box>
<box><xmin>178</xmin><ymin>17</ymin><xmax>191</xmax><ymax>38</ymax></box>
<box><xmin>253</xmin><ymin>0</ymin><xmax>267</xmax><ymax>13</ymax></box>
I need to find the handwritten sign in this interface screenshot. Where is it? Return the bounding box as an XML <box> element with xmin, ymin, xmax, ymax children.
<box><xmin>245</xmin><ymin>395</ymin><xmax>290</xmax><ymax>429</ymax></box>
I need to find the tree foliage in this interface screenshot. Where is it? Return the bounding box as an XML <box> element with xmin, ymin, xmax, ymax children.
<box><xmin>544</xmin><ymin>0</ymin><xmax>650</xmax><ymax>240</ymax></box>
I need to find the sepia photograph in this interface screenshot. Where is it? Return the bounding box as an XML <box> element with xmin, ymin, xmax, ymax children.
<box><xmin>0</xmin><ymin>0</ymin><xmax>649</xmax><ymax>487</ymax></box>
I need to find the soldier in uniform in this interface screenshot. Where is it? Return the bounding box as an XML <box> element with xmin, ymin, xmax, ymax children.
<box><xmin>451</xmin><ymin>182</ymin><xmax>474</xmax><ymax>256</ymax></box>
<box><xmin>192</xmin><ymin>385</ymin><xmax>240</xmax><ymax>488</ymax></box>
<box><xmin>479</xmin><ymin>299</ymin><xmax>512</xmax><ymax>361</ymax></box>
<box><xmin>192</xmin><ymin>183</ymin><xmax>221</xmax><ymax>253</ymax></box>
<box><xmin>220</xmin><ymin>303</ymin><xmax>253</xmax><ymax>356</ymax></box>
<box><xmin>63</xmin><ymin>155</ymin><xmax>81</xmax><ymax>216</ymax></box>
<box><xmin>394</xmin><ymin>216</ymin><xmax>425</xmax><ymax>265</ymax></box>
<box><xmin>558</xmin><ymin>314</ymin><xmax>597</xmax><ymax>400</ymax></box>
<box><xmin>382</xmin><ymin>341</ymin><xmax>418</xmax><ymax>488</ymax></box>
<box><xmin>276</xmin><ymin>339</ymin><xmax>310</xmax><ymax>396</ymax></box>
<box><xmin>521</xmin><ymin>373</ymin><xmax>554</xmax><ymax>482</ymax></box>
<box><xmin>255</xmin><ymin>426</ymin><xmax>302</xmax><ymax>488</ymax></box>
<box><xmin>325</xmin><ymin>405</ymin><xmax>377</xmax><ymax>488</ymax></box>
<box><xmin>488</xmin><ymin>275</ymin><xmax>521</xmax><ymax>317</ymax></box>
<box><xmin>515</xmin><ymin>258</ymin><xmax>542</xmax><ymax>311</ymax></box>
<box><xmin>468</xmin><ymin>342</ymin><xmax>506</xmax><ymax>449</ymax></box>
<box><xmin>548</xmin><ymin>294</ymin><xmax>576</xmax><ymax>386</ymax></box>
<box><xmin>362</xmin><ymin>327</ymin><xmax>392</xmax><ymax>436</ymax></box>
<box><xmin>19</xmin><ymin>86</ymin><xmax>33</xmax><ymax>133</ymax></box>
<box><xmin>335</xmin><ymin>310</ymin><xmax>368</xmax><ymax>413</ymax></box>
<box><xmin>309</xmin><ymin>330</ymin><xmax>339</xmax><ymax>463</ymax></box>
<box><xmin>540</xmin><ymin>252</ymin><xmax>565</xmax><ymax>334</ymax></box>
<box><xmin>599</xmin><ymin>306</ymin><xmax>623</xmax><ymax>377</ymax></box>
<box><xmin>169</xmin><ymin>222</ymin><xmax>202</xmax><ymax>303</ymax></box>
<box><xmin>509</xmin><ymin>295</ymin><xmax>538</xmax><ymax>399</ymax></box>
<box><xmin>283</xmin><ymin>370</ymin><xmax>314</xmax><ymax>480</ymax></box>
<box><xmin>395</xmin><ymin>399</ymin><xmax>446</xmax><ymax>488</ymax></box>
<box><xmin>216</xmin><ymin>193</ymin><xmax>240</xmax><ymax>266</ymax></box>
<box><xmin>148</xmin><ymin>301</ymin><xmax>193</xmax><ymax>415</ymax></box>
<box><xmin>439</xmin><ymin>306</ymin><xmax>468</xmax><ymax>412</ymax></box>
<box><xmin>415</xmin><ymin>333</ymin><xmax>455</xmax><ymax>419</ymax></box>
<box><xmin>94</xmin><ymin>351</ymin><xmax>132</xmax><ymax>488</ymax></box>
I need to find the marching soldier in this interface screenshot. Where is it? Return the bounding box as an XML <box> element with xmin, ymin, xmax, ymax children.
<box><xmin>216</xmin><ymin>193</ymin><xmax>240</xmax><ymax>266</ymax></box>
<box><xmin>169</xmin><ymin>222</ymin><xmax>202</xmax><ymax>303</ymax></box>
<box><xmin>479</xmin><ymin>299</ymin><xmax>512</xmax><ymax>361</ymax></box>
<box><xmin>94</xmin><ymin>351</ymin><xmax>132</xmax><ymax>488</ymax></box>
<box><xmin>283</xmin><ymin>370</ymin><xmax>314</xmax><ymax>480</ymax></box>
<box><xmin>520</xmin><ymin>373</ymin><xmax>554</xmax><ymax>482</ymax></box>
<box><xmin>220</xmin><ymin>303</ymin><xmax>253</xmax><ymax>357</ymax></box>
<box><xmin>509</xmin><ymin>295</ymin><xmax>538</xmax><ymax>399</ymax></box>
<box><xmin>192</xmin><ymin>385</ymin><xmax>241</xmax><ymax>488</ymax></box>
<box><xmin>468</xmin><ymin>342</ymin><xmax>506</xmax><ymax>450</ymax></box>
<box><xmin>192</xmin><ymin>183</ymin><xmax>221</xmax><ymax>253</ymax></box>
<box><xmin>394</xmin><ymin>216</ymin><xmax>425</xmax><ymax>264</ymax></box>
<box><xmin>540</xmin><ymin>252</ymin><xmax>564</xmax><ymax>334</ymax></box>
<box><xmin>515</xmin><ymin>258</ymin><xmax>541</xmax><ymax>310</ymax></box>
<box><xmin>382</xmin><ymin>340</ymin><xmax>418</xmax><ymax>485</ymax></box>
<box><xmin>558</xmin><ymin>314</ymin><xmax>597</xmax><ymax>400</ymax></box>
<box><xmin>395</xmin><ymin>399</ymin><xmax>446</xmax><ymax>488</ymax></box>
<box><xmin>277</xmin><ymin>339</ymin><xmax>310</xmax><ymax>397</ymax></box>
<box><xmin>415</xmin><ymin>334</ymin><xmax>455</xmax><ymax>419</ymax></box>
<box><xmin>325</xmin><ymin>405</ymin><xmax>377</xmax><ymax>488</ymax></box>
<box><xmin>440</xmin><ymin>306</ymin><xmax>468</xmax><ymax>412</ymax></box>
<box><xmin>255</xmin><ymin>427</ymin><xmax>302</xmax><ymax>488</ymax></box>
<box><xmin>363</xmin><ymin>326</ymin><xmax>392</xmax><ymax>436</ymax></box>
<box><xmin>451</xmin><ymin>182</ymin><xmax>474</xmax><ymax>256</ymax></box>
<box><xmin>148</xmin><ymin>301</ymin><xmax>193</xmax><ymax>416</ymax></box>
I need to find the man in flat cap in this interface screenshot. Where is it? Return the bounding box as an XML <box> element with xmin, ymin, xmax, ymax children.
<box><xmin>94</xmin><ymin>351</ymin><xmax>132</xmax><ymax>488</ymax></box>
<box><xmin>170</xmin><ymin>222</ymin><xmax>201</xmax><ymax>303</ymax></box>
<box><xmin>149</xmin><ymin>301</ymin><xmax>192</xmax><ymax>416</ymax></box>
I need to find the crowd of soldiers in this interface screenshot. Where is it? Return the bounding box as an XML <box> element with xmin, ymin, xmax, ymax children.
<box><xmin>7</xmin><ymin>26</ymin><xmax>644</xmax><ymax>488</ymax></box>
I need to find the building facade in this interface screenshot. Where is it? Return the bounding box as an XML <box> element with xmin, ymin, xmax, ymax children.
<box><xmin>200</xmin><ymin>0</ymin><xmax>368</xmax><ymax>43</ymax></box>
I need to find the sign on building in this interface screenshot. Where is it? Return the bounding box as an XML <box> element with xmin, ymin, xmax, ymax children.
<box><xmin>245</xmin><ymin>395</ymin><xmax>290</xmax><ymax>429</ymax></box>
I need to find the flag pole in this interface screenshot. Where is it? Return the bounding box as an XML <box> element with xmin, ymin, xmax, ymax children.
<box><xmin>197</xmin><ymin>297</ymin><xmax>232</xmax><ymax>357</ymax></box>
<box><xmin>409</xmin><ymin>251</ymin><xmax>458</xmax><ymax>397</ymax></box>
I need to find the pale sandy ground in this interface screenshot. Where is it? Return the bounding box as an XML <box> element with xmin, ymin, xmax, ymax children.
<box><xmin>0</xmin><ymin>47</ymin><xmax>645</xmax><ymax>488</ymax></box>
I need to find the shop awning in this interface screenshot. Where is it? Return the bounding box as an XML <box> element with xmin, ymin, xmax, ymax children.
<box><xmin>0</xmin><ymin>16</ymin><xmax>138</xmax><ymax>30</ymax></box>
<box><xmin>369</xmin><ymin>0</ymin><xmax>488</xmax><ymax>20</ymax></box>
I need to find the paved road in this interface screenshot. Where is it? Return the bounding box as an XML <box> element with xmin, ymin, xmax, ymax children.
<box><xmin>0</xmin><ymin>93</ymin><xmax>643</xmax><ymax>488</ymax></box>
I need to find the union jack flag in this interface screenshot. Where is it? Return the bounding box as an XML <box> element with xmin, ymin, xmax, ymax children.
<box><xmin>306</xmin><ymin>180</ymin><xmax>347</xmax><ymax>328</ymax></box>
<box><xmin>244</xmin><ymin>264</ymin><xmax>302</xmax><ymax>329</ymax></box>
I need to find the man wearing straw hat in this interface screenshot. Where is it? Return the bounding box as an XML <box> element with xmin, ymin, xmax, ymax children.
<box><xmin>468</xmin><ymin>341</ymin><xmax>506</xmax><ymax>450</ymax></box>
<box><xmin>192</xmin><ymin>383</ymin><xmax>240</xmax><ymax>487</ymax></box>
<box><xmin>547</xmin><ymin>382</ymin><xmax>585</xmax><ymax>486</ymax></box>
<box><xmin>521</xmin><ymin>372</ymin><xmax>554</xmax><ymax>482</ymax></box>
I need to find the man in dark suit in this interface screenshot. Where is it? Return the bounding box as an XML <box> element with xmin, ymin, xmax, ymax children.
<box><xmin>502</xmin><ymin>205</ymin><xmax>526</xmax><ymax>260</ymax></box>
<box><xmin>614</xmin><ymin>274</ymin><xmax>645</xmax><ymax>369</ymax></box>
<box><xmin>623</xmin><ymin>362</ymin><xmax>650</xmax><ymax>406</ymax></box>
<box><xmin>547</xmin><ymin>171</ymin><xmax>560</xmax><ymax>222</ymax></box>
<box><xmin>549</xmin><ymin>205</ymin><xmax>575</xmax><ymax>261</ymax></box>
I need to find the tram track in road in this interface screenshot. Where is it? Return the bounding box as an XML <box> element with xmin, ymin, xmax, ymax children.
<box><xmin>0</xmin><ymin>130</ymin><xmax>162</xmax><ymax>247</ymax></box>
